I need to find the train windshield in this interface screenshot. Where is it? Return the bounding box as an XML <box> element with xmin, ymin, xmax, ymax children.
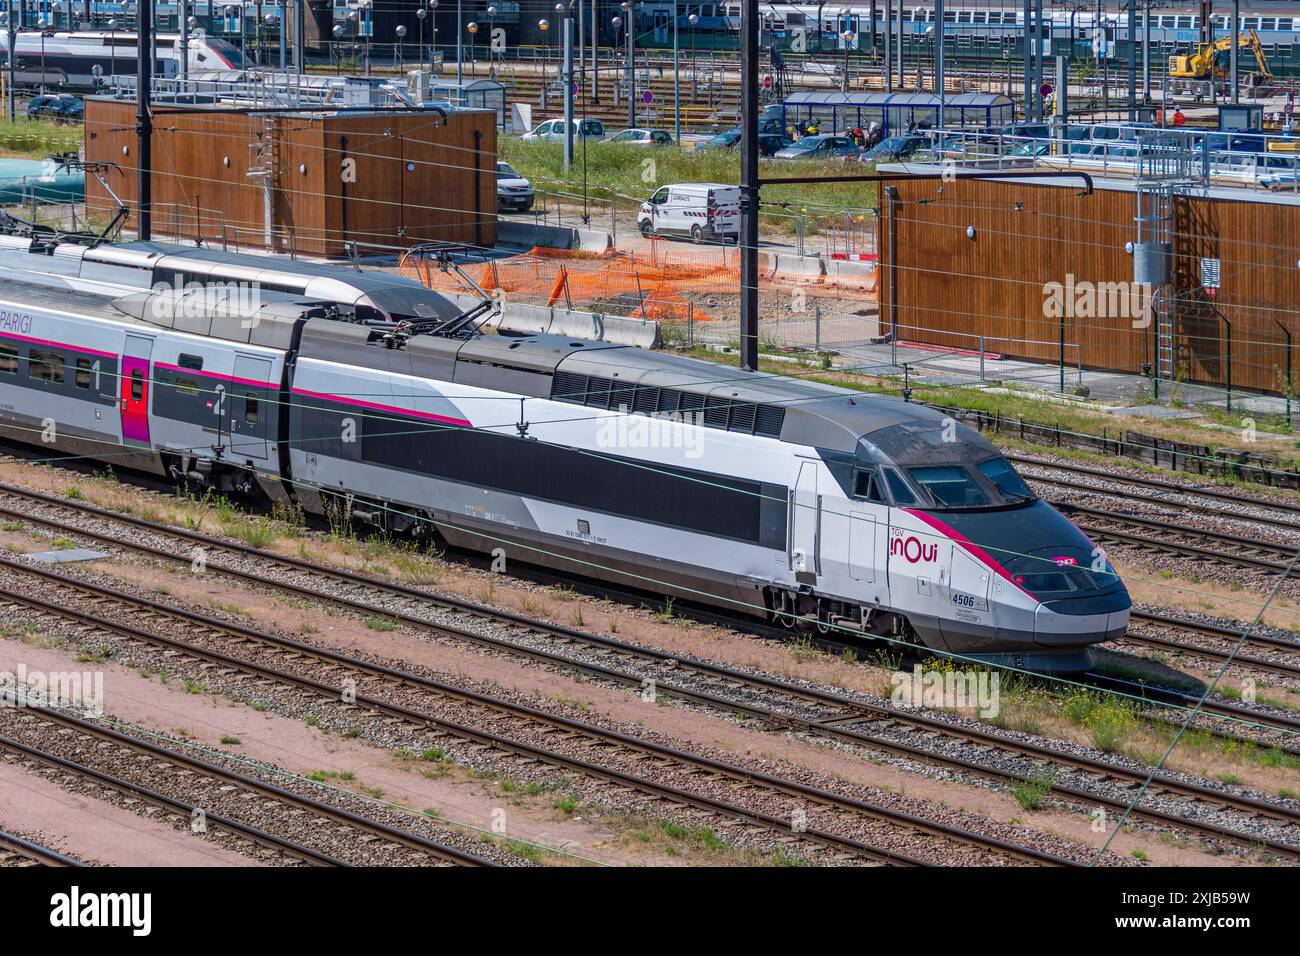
<box><xmin>904</xmin><ymin>458</ymin><xmax>1037</xmax><ymax>510</ymax></box>
<box><xmin>908</xmin><ymin>467</ymin><xmax>990</xmax><ymax>508</ymax></box>
<box><xmin>203</xmin><ymin>37</ymin><xmax>246</xmax><ymax>69</ymax></box>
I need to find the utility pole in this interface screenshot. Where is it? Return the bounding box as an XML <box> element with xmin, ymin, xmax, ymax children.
<box><xmin>1143</xmin><ymin>0</ymin><xmax>1150</xmax><ymax>103</ymax></box>
<box><xmin>626</xmin><ymin>3</ymin><xmax>635</xmax><ymax>128</ymax></box>
<box><xmin>6</xmin><ymin>0</ymin><xmax>15</xmax><ymax>122</ymax></box>
<box><xmin>137</xmin><ymin>0</ymin><xmax>152</xmax><ymax>241</ymax></box>
<box><xmin>895</xmin><ymin>0</ymin><xmax>902</xmax><ymax>89</ymax></box>
<box><xmin>936</xmin><ymin>0</ymin><xmax>944</xmax><ymax>123</ymax></box>
<box><xmin>1127</xmin><ymin>0</ymin><xmax>1136</xmax><ymax>120</ymax></box>
<box><xmin>672</xmin><ymin>0</ymin><xmax>680</xmax><ymax>144</ymax></box>
<box><xmin>739</xmin><ymin>0</ymin><xmax>758</xmax><ymax>372</ymax></box>
<box><xmin>563</xmin><ymin>15</ymin><xmax>574</xmax><ymax>169</ymax></box>
<box><xmin>180</xmin><ymin>0</ymin><xmax>189</xmax><ymax>82</ymax></box>
<box><xmin>1023</xmin><ymin>0</ymin><xmax>1032</xmax><ymax>118</ymax></box>
<box><xmin>456</xmin><ymin>0</ymin><xmax>462</xmax><ymax>84</ymax></box>
<box><xmin>1231</xmin><ymin>0</ymin><xmax>1239</xmax><ymax>103</ymax></box>
<box><xmin>884</xmin><ymin>0</ymin><xmax>892</xmax><ymax>92</ymax></box>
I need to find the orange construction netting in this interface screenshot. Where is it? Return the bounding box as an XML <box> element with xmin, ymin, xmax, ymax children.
<box><xmin>399</xmin><ymin>240</ymin><xmax>876</xmax><ymax>325</ymax></box>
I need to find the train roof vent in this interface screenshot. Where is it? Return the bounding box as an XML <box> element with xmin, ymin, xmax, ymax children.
<box><xmin>551</xmin><ymin>370</ymin><xmax>589</xmax><ymax>404</ymax></box>
<box><xmin>754</xmin><ymin>404</ymin><xmax>786</xmax><ymax>438</ymax></box>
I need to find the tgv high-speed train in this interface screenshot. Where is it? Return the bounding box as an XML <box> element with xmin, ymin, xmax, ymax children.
<box><xmin>0</xmin><ymin>236</ymin><xmax>1129</xmax><ymax>672</ymax></box>
<box><xmin>0</xmin><ymin>30</ymin><xmax>243</xmax><ymax>89</ymax></box>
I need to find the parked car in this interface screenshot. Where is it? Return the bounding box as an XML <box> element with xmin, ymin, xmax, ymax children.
<box><xmin>496</xmin><ymin>161</ymin><xmax>534</xmax><ymax>212</ymax></box>
<box><xmin>695</xmin><ymin>131</ymin><xmax>793</xmax><ymax>156</ymax></box>
<box><xmin>758</xmin><ymin>134</ymin><xmax>795</xmax><ymax>155</ymax></box>
<box><xmin>607</xmin><ymin>128</ymin><xmax>673</xmax><ymax>146</ymax></box>
<box><xmin>996</xmin><ymin>122</ymin><xmax>1052</xmax><ymax>139</ymax></box>
<box><xmin>521</xmin><ymin>118</ymin><xmax>606</xmax><ymax>142</ymax></box>
<box><xmin>638</xmin><ymin>183</ymin><xmax>740</xmax><ymax>243</ymax></box>
<box><xmin>772</xmin><ymin>134</ymin><xmax>861</xmax><ymax>160</ymax></box>
<box><xmin>863</xmin><ymin>135</ymin><xmax>928</xmax><ymax>162</ymax></box>
<box><xmin>696</xmin><ymin>130</ymin><xmax>742</xmax><ymax>151</ymax></box>
<box><xmin>27</xmin><ymin>94</ymin><xmax>83</xmax><ymax>122</ymax></box>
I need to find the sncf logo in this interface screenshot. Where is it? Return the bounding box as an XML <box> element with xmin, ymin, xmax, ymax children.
<box><xmin>890</xmin><ymin>534</ymin><xmax>938</xmax><ymax>564</ymax></box>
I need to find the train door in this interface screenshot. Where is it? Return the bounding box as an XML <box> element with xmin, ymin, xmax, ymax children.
<box><xmin>788</xmin><ymin>458</ymin><xmax>820</xmax><ymax>584</ymax></box>
<box><xmin>120</xmin><ymin>334</ymin><xmax>153</xmax><ymax>447</ymax></box>
<box><xmin>227</xmin><ymin>355</ymin><xmax>271</xmax><ymax>461</ymax></box>
<box><xmin>945</xmin><ymin>545</ymin><xmax>991</xmax><ymax>623</ymax></box>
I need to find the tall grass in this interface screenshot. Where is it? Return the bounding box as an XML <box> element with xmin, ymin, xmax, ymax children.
<box><xmin>499</xmin><ymin>138</ymin><xmax>879</xmax><ymax>235</ymax></box>
<box><xmin>0</xmin><ymin>118</ymin><xmax>81</xmax><ymax>159</ymax></box>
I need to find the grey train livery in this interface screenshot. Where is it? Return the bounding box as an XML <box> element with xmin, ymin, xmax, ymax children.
<box><xmin>0</xmin><ymin>237</ymin><xmax>1129</xmax><ymax>672</ymax></box>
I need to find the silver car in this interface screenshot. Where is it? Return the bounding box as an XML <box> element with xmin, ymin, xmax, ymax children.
<box><xmin>496</xmin><ymin>162</ymin><xmax>533</xmax><ymax>212</ymax></box>
<box><xmin>521</xmin><ymin>118</ymin><xmax>606</xmax><ymax>142</ymax></box>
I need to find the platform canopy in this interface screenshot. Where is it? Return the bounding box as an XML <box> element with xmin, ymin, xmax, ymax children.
<box><xmin>778</xmin><ymin>90</ymin><xmax>1015</xmax><ymax>135</ymax></box>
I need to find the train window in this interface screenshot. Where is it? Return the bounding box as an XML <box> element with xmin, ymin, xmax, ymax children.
<box><xmin>75</xmin><ymin>358</ymin><xmax>92</xmax><ymax>389</ymax></box>
<box><xmin>1279</xmin><ymin>19</ymin><xmax>1293</xmax><ymax>32</ymax></box>
<box><xmin>178</xmin><ymin>353</ymin><xmax>204</xmax><ymax>371</ymax></box>
<box><xmin>977</xmin><ymin>458</ymin><xmax>1033</xmax><ymax>503</ymax></box>
<box><xmin>174</xmin><ymin>376</ymin><xmax>201</xmax><ymax>396</ymax></box>
<box><xmin>131</xmin><ymin>369</ymin><xmax>144</xmax><ymax>401</ymax></box>
<box><xmin>0</xmin><ymin>342</ymin><xmax>15</xmax><ymax>374</ymax></box>
<box><xmin>882</xmin><ymin>468</ymin><xmax>919</xmax><ymax>506</ymax></box>
<box><xmin>907</xmin><ymin>466</ymin><xmax>990</xmax><ymax>508</ymax></box>
<box><xmin>244</xmin><ymin>394</ymin><xmax>259</xmax><ymax>425</ymax></box>
<box><xmin>852</xmin><ymin>469</ymin><xmax>885</xmax><ymax>503</ymax></box>
<box><xmin>28</xmin><ymin>349</ymin><xmax>65</xmax><ymax>384</ymax></box>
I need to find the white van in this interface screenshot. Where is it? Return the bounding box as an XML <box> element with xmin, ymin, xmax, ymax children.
<box><xmin>637</xmin><ymin>183</ymin><xmax>740</xmax><ymax>243</ymax></box>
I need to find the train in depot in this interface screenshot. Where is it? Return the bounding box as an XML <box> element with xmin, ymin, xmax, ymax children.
<box><xmin>0</xmin><ymin>235</ymin><xmax>1129</xmax><ymax>672</ymax></box>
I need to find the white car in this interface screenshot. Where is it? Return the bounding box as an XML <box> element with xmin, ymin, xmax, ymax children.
<box><xmin>521</xmin><ymin>118</ymin><xmax>606</xmax><ymax>142</ymax></box>
<box><xmin>607</xmin><ymin>128</ymin><xmax>673</xmax><ymax>147</ymax></box>
<box><xmin>638</xmin><ymin>183</ymin><xmax>740</xmax><ymax>243</ymax></box>
<box><xmin>496</xmin><ymin>162</ymin><xmax>534</xmax><ymax>212</ymax></box>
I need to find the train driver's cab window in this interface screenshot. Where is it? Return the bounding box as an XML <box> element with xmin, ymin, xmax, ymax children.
<box><xmin>883</xmin><ymin>467</ymin><xmax>919</xmax><ymax>505</ymax></box>
<box><xmin>851</xmin><ymin>468</ymin><xmax>886</xmax><ymax>503</ymax></box>
<box><xmin>908</xmin><ymin>466</ymin><xmax>990</xmax><ymax>508</ymax></box>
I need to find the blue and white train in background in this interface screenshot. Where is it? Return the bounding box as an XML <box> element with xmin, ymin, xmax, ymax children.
<box><xmin>0</xmin><ymin>235</ymin><xmax>1129</xmax><ymax>672</ymax></box>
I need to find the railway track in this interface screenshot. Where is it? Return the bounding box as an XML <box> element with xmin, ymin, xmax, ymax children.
<box><xmin>1009</xmin><ymin>454</ymin><xmax>1300</xmax><ymax>533</ymax></box>
<box><xmin>0</xmin><ymin>697</ymin><xmax>494</xmax><ymax>868</ymax></box>
<box><xmin>0</xmin><ymin>510</ymin><xmax>1293</xmax><ymax>862</ymax></box>
<box><xmin>1054</xmin><ymin>502</ymin><xmax>1299</xmax><ymax>576</ymax></box>
<box><xmin>1124</xmin><ymin>610</ymin><xmax>1300</xmax><ymax>682</ymax></box>
<box><xmin>0</xmin><ymin>556</ymin><xmax>1074</xmax><ymax>867</ymax></box>
<box><xmin>0</xmin><ymin>828</ymin><xmax>86</xmax><ymax>867</ymax></box>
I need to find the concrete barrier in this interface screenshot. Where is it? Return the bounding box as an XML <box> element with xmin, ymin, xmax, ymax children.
<box><xmin>824</xmin><ymin>257</ymin><xmax>877</xmax><ymax>289</ymax></box>
<box><xmin>574</xmin><ymin>228</ymin><xmax>614</xmax><ymax>253</ymax></box>
<box><xmin>770</xmin><ymin>252</ymin><xmax>826</xmax><ymax>279</ymax></box>
<box><xmin>496</xmin><ymin>220</ymin><xmax>580</xmax><ymax>250</ymax></box>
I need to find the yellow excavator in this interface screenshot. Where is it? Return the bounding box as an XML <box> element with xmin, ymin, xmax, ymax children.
<box><xmin>1168</xmin><ymin>29</ymin><xmax>1274</xmax><ymax>86</ymax></box>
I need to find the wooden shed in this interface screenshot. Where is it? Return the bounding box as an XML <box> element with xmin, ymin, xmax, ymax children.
<box><xmin>878</xmin><ymin>173</ymin><xmax>1300</xmax><ymax>397</ymax></box>
<box><xmin>83</xmin><ymin>97</ymin><xmax>498</xmax><ymax>258</ymax></box>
